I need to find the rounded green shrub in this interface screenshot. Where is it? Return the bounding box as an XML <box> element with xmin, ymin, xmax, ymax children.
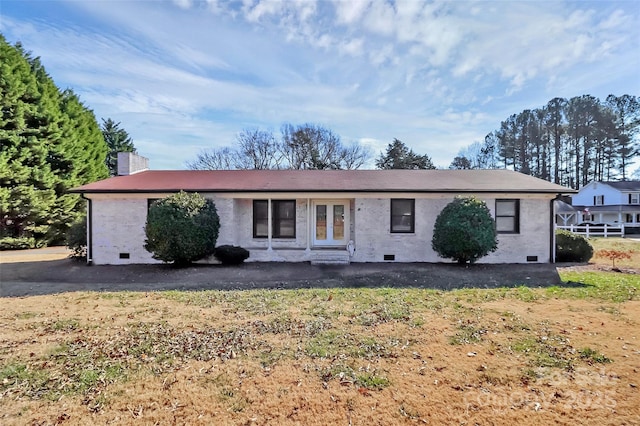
<box><xmin>144</xmin><ymin>191</ymin><xmax>220</xmax><ymax>265</ymax></box>
<box><xmin>0</xmin><ymin>237</ymin><xmax>37</xmax><ymax>250</ymax></box>
<box><xmin>555</xmin><ymin>229</ymin><xmax>593</xmax><ymax>262</ymax></box>
<box><xmin>214</xmin><ymin>245</ymin><xmax>250</xmax><ymax>265</ymax></box>
<box><xmin>431</xmin><ymin>196</ymin><xmax>498</xmax><ymax>264</ymax></box>
<box><xmin>66</xmin><ymin>216</ymin><xmax>87</xmax><ymax>260</ymax></box>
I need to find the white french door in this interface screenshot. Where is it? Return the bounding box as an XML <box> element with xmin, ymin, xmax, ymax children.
<box><xmin>313</xmin><ymin>201</ymin><xmax>349</xmax><ymax>246</ymax></box>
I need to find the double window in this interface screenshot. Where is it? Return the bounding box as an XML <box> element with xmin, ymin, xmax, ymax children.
<box><xmin>253</xmin><ymin>200</ymin><xmax>296</xmax><ymax>238</ymax></box>
<box><xmin>630</xmin><ymin>193</ymin><xmax>640</xmax><ymax>205</ymax></box>
<box><xmin>495</xmin><ymin>199</ymin><xmax>519</xmax><ymax>234</ymax></box>
<box><xmin>390</xmin><ymin>199</ymin><xmax>415</xmax><ymax>233</ymax></box>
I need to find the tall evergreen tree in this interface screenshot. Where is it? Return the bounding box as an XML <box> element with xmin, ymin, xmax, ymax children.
<box><xmin>606</xmin><ymin>94</ymin><xmax>640</xmax><ymax>180</ymax></box>
<box><xmin>455</xmin><ymin>94</ymin><xmax>638</xmax><ymax>189</ymax></box>
<box><xmin>101</xmin><ymin>118</ymin><xmax>135</xmax><ymax>176</ymax></box>
<box><xmin>1</xmin><ymin>37</ymin><xmax>58</xmax><ymax>245</ymax></box>
<box><xmin>376</xmin><ymin>138</ymin><xmax>436</xmax><ymax>170</ymax></box>
<box><xmin>0</xmin><ymin>35</ymin><xmax>108</xmax><ymax>247</ymax></box>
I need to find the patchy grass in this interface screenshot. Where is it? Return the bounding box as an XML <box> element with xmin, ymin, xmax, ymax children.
<box><xmin>551</xmin><ymin>271</ymin><xmax>639</xmax><ymax>302</ymax></box>
<box><xmin>1</xmin><ymin>269</ymin><xmax>639</xmax><ymax>425</ymax></box>
<box><xmin>579</xmin><ymin>347</ymin><xmax>613</xmax><ymax>364</ymax></box>
<box><xmin>589</xmin><ymin>237</ymin><xmax>640</xmax><ymax>269</ymax></box>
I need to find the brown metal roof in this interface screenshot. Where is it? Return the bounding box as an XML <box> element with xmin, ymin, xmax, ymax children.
<box><xmin>70</xmin><ymin>169</ymin><xmax>575</xmax><ymax>194</ymax></box>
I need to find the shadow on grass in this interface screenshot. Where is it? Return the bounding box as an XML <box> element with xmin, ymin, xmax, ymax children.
<box><xmin>1</xmin><ymin>258</ymin><xmax>588</xmax><ymax>298</ymax></box>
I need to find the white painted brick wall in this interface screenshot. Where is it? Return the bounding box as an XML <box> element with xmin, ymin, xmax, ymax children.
<box><xmin>89</xmin><ymin>193</ymin><xmax>554</xmax><ymax>265</ymax></box>
<box><xmin>351</xmin><ymin>196</ymin><xmax>552</xmax><ymax>263</ymax></box>
<box><xmin>91</xmin><ymin>197</ymin><xmax>156</xmax><ymax>265</ymax></box>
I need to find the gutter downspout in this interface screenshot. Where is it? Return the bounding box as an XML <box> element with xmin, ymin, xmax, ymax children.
<box><xmin>550</xmin><ymin>194</ymin><xmax>561</xmax><ymax>263</ymax></box>
<box><xmin>81</xmin><ymin>194</ymin><xmax>93</xmax><ymax>265</ymax></box>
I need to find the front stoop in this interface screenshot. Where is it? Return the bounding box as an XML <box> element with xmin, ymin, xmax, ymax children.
<box><xmin>310</xmin><ymin>251</ymin><xmax>351</xmax><ymax>265</ymax></box>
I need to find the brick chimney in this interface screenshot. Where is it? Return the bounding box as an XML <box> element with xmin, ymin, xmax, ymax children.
<box><xmin>117</xmin><ymin>152</ymin><xmax>149</xmax><ymax>176</ymax></box>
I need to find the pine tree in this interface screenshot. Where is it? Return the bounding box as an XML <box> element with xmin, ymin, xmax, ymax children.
<box><xmin>375</xmin><ymin>138</ymin><xmax>436</xmax><ymax>169</ymax></box>
<box><xmin>101</xmin><ymin>118</ymin><xmax>135</xmax><ymax>176</ymax></box>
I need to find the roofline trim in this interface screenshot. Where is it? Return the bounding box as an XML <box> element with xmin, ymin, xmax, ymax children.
<box><xmin>70</xmin><ymin>188</ymin><xmax>577</xmax><ymax>195</ymax></box>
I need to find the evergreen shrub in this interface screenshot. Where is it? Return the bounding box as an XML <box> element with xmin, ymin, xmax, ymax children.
<box><xmin>555</xmin><ymin>230</ymin><xmax>593</xmax><ymax>262</ymax></box>
<box><xmin>432</xmin><ymin>196</ymin><xmax>498</xmax><ymax>264</ymax></box>
<box><xmin>214</xmin><ymin>245</ymin><xmax>250</xmax><ymax>265</ymax></box>
<box><xmin>144</xmin><ymin>192</ymin><xmax>220</xmax><ymax>265</ymax></box>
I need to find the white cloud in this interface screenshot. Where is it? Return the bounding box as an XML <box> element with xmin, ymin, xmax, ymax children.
<box><xmin>338</xmin><ymin>38</ymin><xmax>364</xmax><ymax>56</ymax></box>
<box><xmin>1</xmin><ymin>0</ymin><xmax>637</xmax><ymax>171</ymax></box>
<box><xmin>362</xmin><ymin>1</ymin><xmax>395</xmax><ymax>36</ymax></box>
<box><xmin>172</xmin><ymin>0</ymin><xmax>192</xmax><ymax>9</ymax></box>
<box><xmin>334</xmin><ymin>0</ymin><xmax>370</xmax><ymax>24</ymax></box>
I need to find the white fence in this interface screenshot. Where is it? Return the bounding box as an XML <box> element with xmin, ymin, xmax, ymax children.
<box><xmin>556</xmin><ymin>224</ymin><xmax>625</xmax><ymax>238</ymax></box>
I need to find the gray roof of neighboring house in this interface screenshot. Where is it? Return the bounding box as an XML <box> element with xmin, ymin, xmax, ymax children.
<box><xmin>70</xmin><ymin>169</ymin><xmax>575</xmax><ymax>194</ymax></box>
<box><xmin>571</xmin><ymin>204</ymin><xmax>640</xmax><ymax>213</ymax></box>
<box><xmin>600</xmin><ymin>181</ymin><xmax>640</xmax><ymax>191</ymax></box>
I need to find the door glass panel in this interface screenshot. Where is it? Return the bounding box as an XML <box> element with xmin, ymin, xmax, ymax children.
<box><xmin>316</xmin><ymin>205</ymin><xmax>327</xmax><ymax>240</ymax></box>
<box><xmin>333</xmin><ymin>205</ymin><xmax>344</xmax><ymax>240</ymax></box>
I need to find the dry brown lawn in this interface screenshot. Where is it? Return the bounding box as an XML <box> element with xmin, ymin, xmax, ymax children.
<box><xmin>1</xmin><ymin>238</ymin><xmax>639</xmax><ymax>425</ymax></box>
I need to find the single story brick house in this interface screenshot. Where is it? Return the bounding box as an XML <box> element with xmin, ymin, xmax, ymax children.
<box><xmin>71</xmin><ymin>153</ymin><xmax>574</xmax><ymax>265</ymax></box>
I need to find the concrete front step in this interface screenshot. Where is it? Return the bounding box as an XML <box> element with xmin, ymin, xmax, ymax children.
<box><xmin>310</xmin><ymin>251</ymin><xmax>351</xmax><ymax>265</ymax></box>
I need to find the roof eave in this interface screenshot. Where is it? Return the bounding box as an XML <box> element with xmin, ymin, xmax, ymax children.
<box><xmin>69</xmin><ymin>188</ymin><xmax>576</xmax><ymax>194</ymax></box>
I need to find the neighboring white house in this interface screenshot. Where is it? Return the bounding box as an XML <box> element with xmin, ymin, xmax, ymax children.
<box><xmin>71</xmin><ymin>153</ymin><xmax>574</xmax><ymax>265</ymax></box>
<box><xmin>569</xmin><ymin>181</ymin><xmax>640</xmax><ymax>231</ymax></box>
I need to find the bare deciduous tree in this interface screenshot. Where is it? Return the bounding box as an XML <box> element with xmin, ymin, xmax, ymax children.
<box><xmin>186</xmin><ymin>147</ymin><xmax>236</xmax><ymax>170</ymax></box>
<box><xmin>235</xmin><ymin>128</ymin><xmax>281</xmax><ymax>169</ymax></box>
<box><xmin>187</xmin><ymin>123</ymin><xmax>371</xmax><ymax>170</ymax></box>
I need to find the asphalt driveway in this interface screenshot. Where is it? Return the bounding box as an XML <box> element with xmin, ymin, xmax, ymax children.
<box><xmin>0</xmin><ymin>248</ymin><xmax>566</xmax><ymax>297</ymax></box>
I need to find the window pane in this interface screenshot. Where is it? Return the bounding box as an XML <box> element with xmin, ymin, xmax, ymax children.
<box><xmin>278</xmin><ymin>201</ymin><xmax>294</xmax><ymax>218</ymax></box>
<box><xmin>391</xmin><ymin>216</ymin><xmax>413</xmax><ymax>232</ymax></box>
<box><xmin>391</xmin><ymin>199</ymin><xmax>414</xmax><ymax>233</ymax></box>
<box><xmin>278</xmin><ymin>219</ymin><xmax>295</xmax><ymax>238</ymax></box>
<box><xmin>496</xmin><ymin>217</ymin><xmax>515</xmax><ymax>232</ymax></box>
<box><xmin>254</xmin><ymin>201</ymin><xmax>268</xmax><ymax>218</ymax></box>
<box><xmin>496</xmin><ymin>201</ymin><xmax>515</xmax><ymax>216</ymax></box>
<box><xmin>495</xmin><ymin>199</ymin><xmax>519</xmax><ymax>233</ymax></box>
<box><xmin>253</xmin><ymin>201</ymin><xmax>268</xmax><ymax>237</ymax></box>
<box><xmin>392</xmin><ymin>200</ymin><xmax>413</xmax><ymax>216</ymax></box>
<box><xmin>273</xmin><ymin>200</ymin><xmax>296</xmax><ymax>238</ymax></box>
<box><xmin>333</xmin><ymin>205</ymin><xmax>344</xmax><ymax>240</ymax></box>
<box><xmin>316</xmin><ymin>205</ymin><xmax>327</xmax><ymax>240</ymax></box>
<box><xmin>255</xmin><ymin>220</ymin><xmax>268</xmax><ymax>237</ymax></box>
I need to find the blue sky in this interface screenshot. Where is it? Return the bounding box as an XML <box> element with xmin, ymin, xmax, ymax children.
<box><xmin>1</xmin><ymin>0</ymin><xmax>639</xmax><ymax>170</ymax></box>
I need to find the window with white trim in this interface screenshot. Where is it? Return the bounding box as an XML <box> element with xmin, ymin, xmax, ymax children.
<box><xmin>495</xmin><ymin>199</ymin><xmax>520</xmax><ymax>234</ymax></box>
<box><xmin>630</xmin><ymin>193</ymin><xmax>640</xmax><ymax>205</ymax></box>
<box><xmin>594</xmin><ymin>195</ymin><xmax>604</xmax><ymax>206</ymax></box>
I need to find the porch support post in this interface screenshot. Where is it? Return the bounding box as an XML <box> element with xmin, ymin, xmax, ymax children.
<box><xmin>267</xmin><ymin>198</ymin><xmax>273</xmax><ymax>251</ymax></box>
<box><xmin>306</xmin><ymin>198</ymin><xmax>311</xmax><ymax>253</ymax></box>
